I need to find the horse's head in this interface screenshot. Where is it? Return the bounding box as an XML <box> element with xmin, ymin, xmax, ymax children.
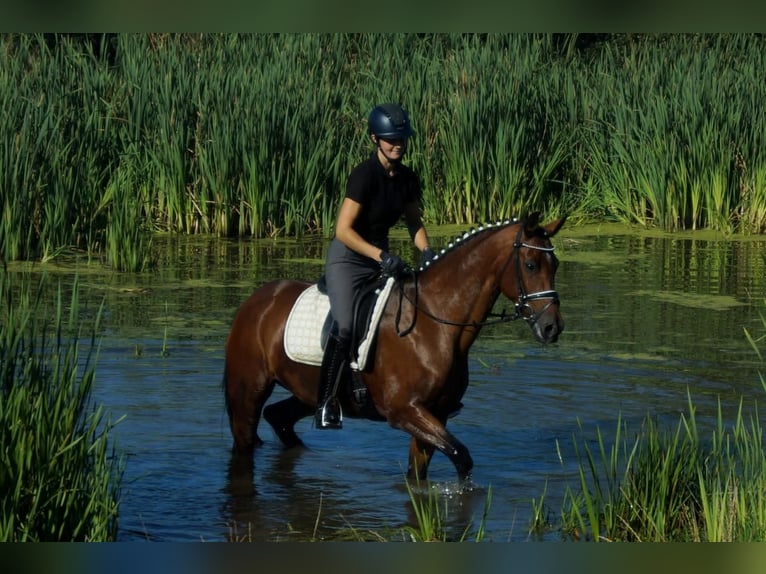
<box><xmin>500</xmin><ymin>212</ymin><xmax>566</xmax><ymax>344</ymax></box>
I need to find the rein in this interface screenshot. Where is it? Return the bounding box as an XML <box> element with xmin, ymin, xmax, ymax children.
<box><xmin>394</xmin><ymin>224</ymin><xmax>559</xmax><ymax>336</ymax></box>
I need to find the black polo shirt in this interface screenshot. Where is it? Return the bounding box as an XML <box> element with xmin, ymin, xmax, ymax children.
<box><xmin>345</xmin><ymin>154</ymin><xmax>421</xmax><ymax>248</ymax></box>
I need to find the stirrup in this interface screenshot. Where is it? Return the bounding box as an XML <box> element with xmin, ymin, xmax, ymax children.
<box><xmin>315</xmin><ymin>399</ymin><xmax>343</xmax><ymax>429</ymax></box>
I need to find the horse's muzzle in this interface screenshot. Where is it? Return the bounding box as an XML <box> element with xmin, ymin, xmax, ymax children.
<box><xmin>528</xmin><ymin>303</ymin><xmax>563</xmax><ymax>344</ymax></box>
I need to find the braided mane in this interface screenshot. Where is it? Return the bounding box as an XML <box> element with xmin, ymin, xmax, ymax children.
<box><xmin>415</xmin><ymin>217</ymin><xmax>520</xmax><ymax>272</ymax></box>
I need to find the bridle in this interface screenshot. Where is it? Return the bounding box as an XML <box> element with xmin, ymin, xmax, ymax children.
<box><xmin>505</xmin><ymin>223</ymin><xmax>560</xmax><ymax>324</ymax></box>
<box><xmin>394</xmin><ymin>224</ymin><xmax>559</xmax><ymax>336</ymax></box>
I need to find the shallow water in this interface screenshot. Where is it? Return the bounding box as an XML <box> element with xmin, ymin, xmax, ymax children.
<box><xmin>9</xmin><ymin>224</ymin><xmax>766</xmax><ymax>541</ymax></box>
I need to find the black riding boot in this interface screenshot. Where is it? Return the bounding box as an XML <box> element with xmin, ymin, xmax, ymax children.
<box><xmin>315</xmin><ymin>334</ymin><xmax>349</xmax><ymax>429</ymax></box>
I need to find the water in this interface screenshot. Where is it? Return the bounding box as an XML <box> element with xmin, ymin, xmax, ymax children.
<box><xmin>8</xmin><ymin>225</ymin><xmax>766</xmax><ymax>541</ymax></box>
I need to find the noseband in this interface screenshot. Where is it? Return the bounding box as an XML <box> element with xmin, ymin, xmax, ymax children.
<box><xmin>394</xmin><ymin>224</ymin><xmax>559</xmax><ymax>335</ymax></box>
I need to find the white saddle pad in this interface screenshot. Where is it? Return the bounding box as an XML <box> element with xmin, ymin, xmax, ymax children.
<box><xmin>283</xmin><ymin>277</ymin><xmax>395</xmax><ymax>371</ymax></box>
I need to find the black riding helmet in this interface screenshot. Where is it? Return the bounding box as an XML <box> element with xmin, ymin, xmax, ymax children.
<box><xmin>367</xmin><ymin>103</ymin><xmax>415</xmax><ymax>140</ymax></box>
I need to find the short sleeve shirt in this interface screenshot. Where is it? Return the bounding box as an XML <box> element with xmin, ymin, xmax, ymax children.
<box><xmin>345</xmin><ymin>154</ymin><xmax>421</xmax><ymax>248</ymax></box>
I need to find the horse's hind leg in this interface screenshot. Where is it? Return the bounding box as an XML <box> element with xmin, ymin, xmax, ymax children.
<box><xmin>224</xmin><ymin>365</ymin><xmax>274</xmax><ymax>455</ymax></box>
<box><xmin>263</xmin><ymin>396</ymin><xmax>313</xmax><ymax>448</ymax></box>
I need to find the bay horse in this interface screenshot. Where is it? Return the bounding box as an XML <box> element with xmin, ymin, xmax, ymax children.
<box><xmin>223</xmin><ymin>212</ymin><xmax>566</xmax><ymax>483</ymax></box>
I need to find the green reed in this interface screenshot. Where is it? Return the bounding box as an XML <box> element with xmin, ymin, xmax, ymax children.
<box><xmin>540</xmin><ymin>296</ymin><xmax>766</xmax><ymax>542</ymax></box>
<box><xmin>2</xmin><ymin>34</ymin><xmax>766</xmax><ymax>270</ymax></box>
<box><xmin>402</xmin><ymin>476</ymin><xmax>490</xmax><ymax>542</ymax></box>
<box><xmin>553</xmin><ymin>388</ymin><xmax>766</xmax><ymax>542</ymax></box>
<box><xmin>0</xmin><ymin>273</ymin><xmax>124</xmax><ymax>541</ymax></box>
<box><xmin>579</xmin><ymin>34</ymin><xmax>766</xmax><ymax>232</ymax></box>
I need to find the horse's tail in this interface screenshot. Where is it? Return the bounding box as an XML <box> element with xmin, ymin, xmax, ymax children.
<box><xmin>222</xmin><ymin>357</ymin><xmax>232</xmax><ymax>419</ymax></box>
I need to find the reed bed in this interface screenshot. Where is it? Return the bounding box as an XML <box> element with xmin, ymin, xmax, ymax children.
<box><xmin>552</xmin><ymin>394</ymin><xmax>766</xmax><ymax>542</ymax></box>
<box><xmin>0</xmin><ymin>273</ymin><xmax>123</xmax><ymax>541</ymax></box>
<box><xmin>2</xmin><ymin>33</ymin><xmax>766</xmax><ymax>271</ymax></box>
<box><xmin>527</xmin><ymin>295</ymin><xmax>766</xmax><ymax>543</ymax></box>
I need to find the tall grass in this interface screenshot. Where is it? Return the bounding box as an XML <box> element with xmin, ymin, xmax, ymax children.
<box><xmin>2</xmin><ymin>34</ymin><xmax>765</xmax><ymax>271</ymax></box>
<box><xmin>555</xmin><ymin>387</ymin><xmax>766</xmax><ymax>543</ymax></box>
<box><xmin>555</xmin><ymin>392</ymin><xmax>766</xmax><ymax>542</ymax></box>
<box><xmin>402</xmin><ymin>477</ymin><xmax>490</xmax><ymax>542</ymax></box>
<box><xmin>551</xmin><ymin>295</ymin><xmax>766</xmax><ymax>542</ymax></box>
<box><xmin>0</xmin><ymin>273</ymin><xmax>123</xmax><ymax>541</ymax></box>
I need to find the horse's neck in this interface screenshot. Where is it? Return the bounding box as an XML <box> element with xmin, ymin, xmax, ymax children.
<box><xmin>417</xmin><ymin>226</ymin><xmax>510</xmax><ymax>335</ymax></box>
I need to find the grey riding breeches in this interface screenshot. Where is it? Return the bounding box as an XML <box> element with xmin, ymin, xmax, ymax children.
<box><xmin>324</xmin><ymin>238</ymin><xmax>380</xmax><ymax>340</ymax></box>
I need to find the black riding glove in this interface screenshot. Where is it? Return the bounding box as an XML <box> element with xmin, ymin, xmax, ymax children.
<box><xmin>420</xmin><ymin>247</ymin><xmax>437</xmax><ymax>266</ymax></box>
<box><xmin>379</xmin><ymin>251</ymin><xmax>406</xmax><ymax>278</ymax></box>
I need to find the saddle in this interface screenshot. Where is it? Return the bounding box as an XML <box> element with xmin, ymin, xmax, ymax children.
<box><xmin>284</xmin><ymin>275</ymin><xmax>395</xmax><ymax>371</ymax></box>
<box><xmin>283</xmin><ymin>275</ymin><xmax>394</xmax><ymax>418</ymax></box>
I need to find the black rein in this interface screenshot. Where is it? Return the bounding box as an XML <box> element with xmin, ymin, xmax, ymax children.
<box><xmin>394</xmin><ymin>225</ymin><xmax>559</xmax><ymax>337</ymax></box>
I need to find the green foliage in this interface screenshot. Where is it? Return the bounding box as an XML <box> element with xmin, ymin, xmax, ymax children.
<box><xmin>402</xmin><ymin>476</ymin><xmax>490</xmax><ymax>542</ymax></box>
<box><xmin>553</xmin><ymin>390</ymin><xmax>766</xmax><ymax>542</ymax></box>
<box><xmin>543</xmin><ymin>295</ymin><xmax>766</xmax><ymax>542</ymax></box>
<box><xmin>0</xmin><ymin>273</ymin><xmax>124</xmax><ymax>541</ymax></box>
<box><xmin>2</xmin><ymin>33</ymin><xmax>766</xmax><ymax>271</ymax></box>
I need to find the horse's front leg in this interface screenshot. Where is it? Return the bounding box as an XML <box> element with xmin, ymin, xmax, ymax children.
<box><xmin>407</xmin><ymin>438</ymin><xmax>435</xmax><ymax>481</ymax></box>
<box><xmin>392</xmin><ymin>407</ymin><xmax>473</xmax><ymax>483</ymax></box>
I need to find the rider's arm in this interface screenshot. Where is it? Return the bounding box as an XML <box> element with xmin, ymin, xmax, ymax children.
<box><xmin>335</xmin><ymin>197</ymin><xmax>387</xmax><ymax>262</ymax></box>
<box><xmin>404</xmin><ymin>201</ymin><xmax>432</xmax><ymax>253</ymax></box>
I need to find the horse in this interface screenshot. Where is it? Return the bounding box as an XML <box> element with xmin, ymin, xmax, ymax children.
<box><xmin>223</xmin><ymin>212</ymin><xmax>566</xmax><ymax>483</ymax></box>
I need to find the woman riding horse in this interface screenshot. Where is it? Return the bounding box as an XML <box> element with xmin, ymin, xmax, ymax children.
<box><xmin>223</xmin><ymin>212</ymin><xmax>566</xmax><ymax>483</ymax></box>
<box><xmin>317</xmin><ymin>103</ymin><xmax>436</xmax><ymax>429</ymax></box>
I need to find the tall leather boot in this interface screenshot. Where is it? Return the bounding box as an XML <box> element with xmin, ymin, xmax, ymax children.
<box><xmin>315</xmin><ymin>333</ymin><xmax>349</xmax><ymax>429</ymax></box>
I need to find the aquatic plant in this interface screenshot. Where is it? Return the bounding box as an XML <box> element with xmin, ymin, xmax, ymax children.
<box><xmin>2</xmin><ymin>33</ymin><xmax>765</xmax><ymax>272</ymax></box>
<box><xmin>556</xmin><ymin>392</ymin><xmax>766</xmax><ymax>542</ymax></box>
<box><xmin>550</xmin><ymin>292</ymin><xmax>766</xmax><ymax>544</ymax></box>
<box><xmin>0</xmin><ymin>273</ymin><xmax>124</xmax><ymax>541</ymax></box>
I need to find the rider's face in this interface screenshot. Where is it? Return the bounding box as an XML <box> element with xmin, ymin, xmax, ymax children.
<box><xmin>374</xmin><ymin>136</ymin><xmax>407</xmax><ymax>160</ymax></box>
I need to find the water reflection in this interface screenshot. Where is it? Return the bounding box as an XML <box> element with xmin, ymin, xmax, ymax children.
<box><xmin>3</xmin><ymin>225</ymin><xmax>766</xmax><ymax>541</ymax></box>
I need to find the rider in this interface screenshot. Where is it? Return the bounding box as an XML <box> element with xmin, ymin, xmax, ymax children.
<box><xmin>315</xmin><ymin>102</ymin><xmax>437</xmax><ymax>429</ymax></box>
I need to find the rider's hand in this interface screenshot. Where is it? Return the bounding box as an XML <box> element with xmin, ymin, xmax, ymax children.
<box><xmin>420</xmin><ymin>247</ymin><xmax>437</xmax><ymax>266</ymax></box>
<box><xmin>380</xmin><ymin>251</ymin><xmax>407</xmax><ymax>278</ymax></box>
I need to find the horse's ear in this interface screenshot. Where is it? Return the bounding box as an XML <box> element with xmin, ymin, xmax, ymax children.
<box><xmin>544</xmin><ymin>214</ymin><xmax>568</xmax><ymax>238</ymax></box>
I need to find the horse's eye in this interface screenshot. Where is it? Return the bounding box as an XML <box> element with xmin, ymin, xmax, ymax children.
<box><xmin>525</xmin><ymin>261</ymin><xmax>537</xmax><ymax>271</ymax></box>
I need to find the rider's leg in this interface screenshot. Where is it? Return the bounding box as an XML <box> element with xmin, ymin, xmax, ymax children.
<box><xmin>315</xmin><ymin>332</ymin><xmax>350</xmax><ymax>429</ymax></box>
<box><xmin>318</xmin><ymin>240</ymin><xmax>378</xmax><ymax>429</ymax></box>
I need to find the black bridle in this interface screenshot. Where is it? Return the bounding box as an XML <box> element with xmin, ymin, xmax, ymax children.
<box><xmin>394</xmin><ymin>224</ymin><xmax>559</xmax><ymax>336</ymax></box>
<box><xmin>506</xmin><ymin>224</ymin><xmax>560</xmax><ymax>324</ymax></box>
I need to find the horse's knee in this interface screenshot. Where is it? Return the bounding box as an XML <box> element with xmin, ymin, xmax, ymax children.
<box><xmin>263</xmin><ymin>395</ymin><xmax>304</xmax><ymax>416</ymax></box>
